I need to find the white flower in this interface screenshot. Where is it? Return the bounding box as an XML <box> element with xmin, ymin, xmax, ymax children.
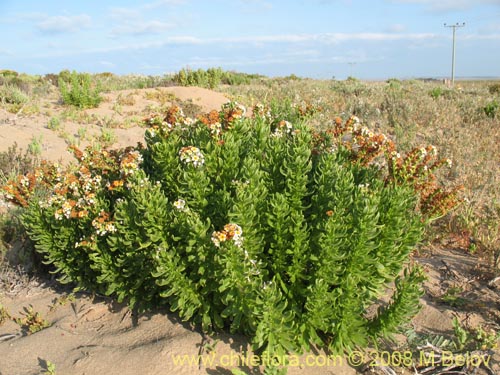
<box><xmin>419</xmin><ymin>147</ymin><xmax>427</xmax><ymax>158</ymax></box>
<box><xmin>173</xmin><ymin>199</ymin><xmax>186</xmax><ymax>211</ymax></box>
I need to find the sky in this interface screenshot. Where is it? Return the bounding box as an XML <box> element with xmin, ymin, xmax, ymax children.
<box><xmin>1</xmin><ymin>0</ymin><xmax>500</xmax><ymax>79</ymax></box>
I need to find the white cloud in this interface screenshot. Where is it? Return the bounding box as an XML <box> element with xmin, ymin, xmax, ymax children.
<box><xmin>100</xmin><ymin>61</ymin><xmax>116</xmax><ymax>68</ymax></box>
<box><xmin>30</xmin><ymin>32</ymin><xmax>441</xmax><ymax>60</ymax></box>
<box><xmin>462</xmin><ymin>33</ymin><xmax>500</xmax><ymax>40</ymax></box>
<box><xmin>386</xmin><ymin>24</ymin><xmax>407</xmax><ymax>33</ymax></box>
<box><xmin>174</xmin><ymin>32</ymin><xmax>437</xmax><ymax>45</ymax></box>
<box><xmin>109</xmin><ymin>7</ymin><xmax>141</xmax><ymax>20</ymax></box>
<box><xmin>110</xmin><ymin>20</ymin><xmax>175</xmax><ymax>36</ymax></box>
<box><xmin>237</xmin><ymin>0</ymin><xmax>273</xmax><ymax>12</ymax></box>
<box><xmin>390</xmin><ymin>0</ymin><xmax>500</xmax><ymax>12</ymax></box>
<box><xmin>142</xmin><ymin>0</ymin><xmax>186</xmax><ymax>10</ymax></box>
<box><xmin>0</xmin><ymin>49</ymin><xmax>13</xmax><ymax>56</ymax></box>
<box><xmin>36</xmin><ymin>14</ymin><xmax>91</xmax><ymax>34</ymax></box>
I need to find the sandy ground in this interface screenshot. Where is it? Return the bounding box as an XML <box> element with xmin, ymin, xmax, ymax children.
<box><xmin>1</xmin><ymin>86</ymin><xmax>499</xmax><ymax>375</ymax></box>
<box><xmin>0</xmin><ymin>86</ymin><xmax>230</xmax><ymax>164</ymax></box>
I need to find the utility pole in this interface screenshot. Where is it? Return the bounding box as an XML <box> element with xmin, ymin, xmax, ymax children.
<box><xmin>444</xmin><ymin>22</ymin><xmax>465</xmax><ymax>86</ymax></box>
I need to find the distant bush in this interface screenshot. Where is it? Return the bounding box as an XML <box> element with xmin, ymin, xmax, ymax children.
<box><xmin>58</xmin><ymin>71</ymin><xmax>102</xmax><ymax>108</ymax></box>
<box><xmin>489</xmin><ymin>83</ymin><xmax>500</xmax><ymax>95</ymax></box>
<box><xmin>174</xmin><ymin>68</ymin><xmax>262</xmax><ymax>89</ymax></box>
<box><xmin>173</xmin><ymin>67</ymin><xmax>222</xmax><ymax>89</ymax></box>
<box><xmin>220</xmin><ymin>71</ymin><xmax>263</xmax><ymax>86</ymax></box>
<box><xmin>0</xmin><ymin>84</ymin><xmax>29</xmax><ymax>105</ymax></box>
<box><xmin>331</xmin><ymin>78</ymin><xmax>368</xmax><ymax>97</ymax></box>
<box><xmin>0</xmin><ymin>69</ymin><xmax>19</xmax><ymax>78</ymax></box>
<box><xmin>43</xmin><ymin>73</ymin><xmax>60</xmax><ymax>87</ymax></box>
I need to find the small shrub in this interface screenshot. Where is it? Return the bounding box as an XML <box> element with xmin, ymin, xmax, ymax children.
<box><xmin>116</xmin><ymin>93</ymin><xmax>136</xmax><ymax>106</ymax></box>
<box><xmin>0</xmin><ymin>69</ymin><xmax>19</xmax><ymax>79</ymax></box>
<box><xmin>98</xmin><ymin>128</ymin><xmax>116</xmax><ymax>146</ymax></box>
<box><xmin>14</xmin><ymin>305</ymin><xmax>51</xmax><ymax>334</ymax></box>
<box><xmin>429</xmin><ymin>87</ymin><xmax>443</xmax><ymax>99</ymax></box>
<box><xmin>0</xmin><ymin>143</ymin><xmax>38</xmax><ymax>181</ymax></box>
<box><xmin>0</xmin><ymin>84</ymin><xmax>29</xmax><ymax>105</ymax></box>
<box><xmin>47</xmin><ymin>117</ymin><xmax>61</xmax><ymax>131</ymax></box>
<box><xmin>27</xmin><ymin>136</ymin><xmax>43</xmax><ymax>158</ymax></box>
<box><xmin>483</xmin><ymin>100</ymin><xmax>498</xmax><ymax>118</ymax></box>
<box><xmin>42</xmin><ymin>360</ymin><xmax>57</xmax><ymax>375</ymax></box>
<box><xmin>58</xmin><ymin>71</ymin><xmax>102</xmax><ymax>108</ymax></box>
<box><xmin>220</xmin><ymin>71</ymin><xmax>262</xmax><ymax>86</ymax></box>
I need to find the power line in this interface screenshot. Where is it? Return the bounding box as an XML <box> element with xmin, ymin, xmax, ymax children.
<box><xmin>444</xmin><ymin>22</ymin><xmax>465</xmax><ymax>86</ymax></box>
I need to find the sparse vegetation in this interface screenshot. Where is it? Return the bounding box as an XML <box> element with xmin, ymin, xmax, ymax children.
<box><xmin>98</xmin><ymin>127</ymin><xmax>116</xmax><ymax>146</ymax></box>
<box><xmin>219</xmin><ymin>78</ymin><xmax>500</xmax><ymax>274</ymax></box>
<box><xmin>0</xmin><ymin>70</ymin><xmax>499</xmax><ymax>374</ymax></box>
<box><xmin>14</xmin><ymin>305</ymin><xmax>51</xmax><ymax>334</ymax></box>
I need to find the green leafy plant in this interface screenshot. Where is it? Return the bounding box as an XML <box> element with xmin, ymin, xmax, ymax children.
<box><xmin>49</xmin><ymin>293</ymin><xmax>76</xmax><ymax>312</ymax></box>
<box><xmin>429</xmin><ymin>87</ymin><xmax>443</xmax><ymax>99</ymax></box>
<box><xmin>483</xmin><ymin>100</ymin><xmax>498</xmax><ymax>118</ymax></box>
<box><xmin>58</xmin><ymin>70</ymin><xmax>102</xmax><ymax>108</ymax></box>
<box><xmin>40</xmin><ymin>359</ymin><xmax>57</xmax><ymax>375</ymax></box>
<box><xmin>98</xmin><ymin>127</ymin><xmax>116</xmax><ymax>146</ymax></box>
<box><xmin>27</xmin><ymin>135</ymin><xmax>43</xmax><ymax>158</ymax></box>
<box><xmin>47</xmin><ymin>116</ymin><xmax>61</xmax><ymax>131</ymax></box>
<box><xmin>14</xmin><ymin>306</ymin><xmax>51</xmax><ymax>334</ymax></box>
<box><xmin>6</xmin><ymin>102</ymin><xmax>462</xmax><ymax>373</ymax></box>
<box><xmin>452</xmin><ymin>317</ymin><xmax>499</xmax><ymax>351</ymax></box>
<box><xmin>45</xmin><ymin>361</ymin><xmax>56</xmax><ymax>375</ymax></box>
<box><xmin>440</xmin><ymin>286</ymin><xmax>467</xmax><ymax>307</ymax></box>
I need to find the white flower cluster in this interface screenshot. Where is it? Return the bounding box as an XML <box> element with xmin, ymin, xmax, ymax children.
<box><xmin>179</xmin><ymin>146</ymin><xmax>205</xmax><ymax>167</ymax></box>
<box><xmin>120</xmin><ymin>151</ymin><xmax>143</xmax><ymax>177</ymax></box>
<box><xmin>272</xmin><ymin>120</ymin><xmax>293</xmax><ymax>138</ymax></box>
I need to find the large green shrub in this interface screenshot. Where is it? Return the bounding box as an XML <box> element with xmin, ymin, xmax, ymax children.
<box><xmin>58</xmin><ymin>70</ymin><xmax>102</xmax><ymax>108</ymax></box>
<box><xmin>15</xmin><ymin>103</ymin><xmax>453</xmax><ymax>371</ymax></box>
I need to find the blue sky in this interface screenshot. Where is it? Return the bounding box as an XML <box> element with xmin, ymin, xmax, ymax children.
<box><xmin>1</xmin><ymin>0</ymin><xmax>499</xmax><ymax>79</ymax></box>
